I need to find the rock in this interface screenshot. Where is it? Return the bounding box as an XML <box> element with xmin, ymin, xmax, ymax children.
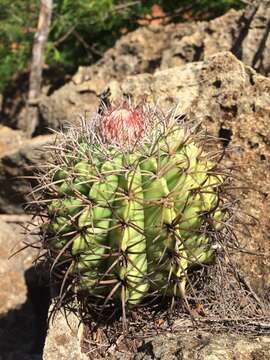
<box><xmin>38</xmin><ymin>81</ymin><xmax>100</xmax><ymax>131</ymax></box>
<box><xmin>43</xmin><ymin>308</ymin><xmax>87</xmax><ymax>360</ymax></box>
<box><xmin>72</xmin><ymin>23</ymin><xmax>197</xmax><ymax>88</ymax></box>
<box><xmin>0</xmin><ymin>134</ymin><xmax>55</xmax><ymax>213</ymax></box>
<box><xmin>0</xmin><ymin>126</ymin><xmax>26</xmax><ymax>156</ymax></box>
<box><xmin>17</xmin><ymin>105</ymin><xmax>40</xmax><ymax>138</ymax></box>
<box><xmin>160</xmin><ymin>9</ymin><xmax>240</xmax><ymax>69</ymax></box>
<box><xmin>37</xmin><ymin>22</ymin><xmax>199</xmax><ymax>130</ymax></box>
<box><xmin>161</xmin><ymin>0</ymin><xmax>270</xmax><ymax>76</ymax></box>
<box><xmin>0</xmin><ymin>219</ymin><xmax>33</xmax><ymax>314</ymax></box>
<box><xmin>0</xmin><ymin>217</ymin><xmax>50</xmax><ymax>359</ymax></box>
<box><xmin>36</xmin><ymin>1</ymin><xmax>270</xmax><ymax>132</ymax></box>
<box><xmin>43</xmin><ymin>311</ymin><xmax>270</xmax><ymax>360</ymax></box>
<box><xmin>115</xmin><ymin>333</ymin><xmax>270</xmax><ymax>360</ymax></box>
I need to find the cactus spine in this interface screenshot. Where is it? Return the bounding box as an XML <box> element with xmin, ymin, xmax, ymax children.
<box><xmin>37</xmin><ymin>103</ymin><xmax>227</xmax><ymax>310</ymax></box>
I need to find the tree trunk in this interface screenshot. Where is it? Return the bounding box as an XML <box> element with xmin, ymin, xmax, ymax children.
<box><xmin>18</xmin><ymin>0</ymin><xmax>53</xmax><ymax>136</ymax></box>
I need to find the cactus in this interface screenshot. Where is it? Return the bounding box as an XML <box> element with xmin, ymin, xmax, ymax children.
<box><xmin>37</xmin><ymin>103</ymin><xmax>228</xmax><ymax>311</ymax></box>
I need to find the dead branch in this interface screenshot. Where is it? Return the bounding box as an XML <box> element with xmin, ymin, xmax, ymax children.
<box><xmin>20</xmin><ymin>0</ymin><xmax>53</xmax><ymax>136</ymax></box>
<box><xmin>29</xmin><ymin>0</ymin><xmax>53</xmax><ymax>103</ymax></box>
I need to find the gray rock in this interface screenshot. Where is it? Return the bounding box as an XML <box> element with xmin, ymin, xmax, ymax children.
<box><xmin>0</xmin><ymin>133</ymin><xmax>55</xmax><ymax>213</ymax></box>
<box><xmin>43</xmin><ymin>308</ymin><xmax>87</xmax><ymax>360</ymax></box>
<box><xmin>119</xmin><ymin>333</ymin><xmax>270</xmax><ymax>360</ymax></box>
<box><xmin>161</xmin><ymin>0</ymin><xmax>270</xmax><ymax>75</ymax></box>
<box><xmin>0</xmin><ymin>126</ymin><xmax>26</xmax><ymax>157</ymax></box>
<box><xmin>38</xmin><ymin>22</ymin><xmax>198</xmax><ymax>131</ymax></box>
<box><xmin>72</xmin><ymin>23</ymin><xmax>198</xmax><ymax>87</ymax></box>
<box><xmin>0</xmin><ymin>219</ymin><xmax>33</xmax><ymax>314</ymax></box>
<box><xmin>36</xmin><ymin>1</ymin><xmax>270</xmax><ymax>132</ymax></box>
<box><xmin>0</xmin><ymin>218</ymin><xmax>49</xmax><ymax>359</ymax></box>
<box><xmin>43</xmin><ymin>312</ymin><xmax>270</xmax><ymax>360</ymax></box>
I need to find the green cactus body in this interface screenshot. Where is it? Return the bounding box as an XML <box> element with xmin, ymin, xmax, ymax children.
<box><xmin>108</xmin><ymin>155</ymin><xmax>148</xmax><ymax>304</ymax></box>
<box><xmin>42</xmin><ymin>106</ymin><xmax>226</xmax><ymax>309</ymax></box>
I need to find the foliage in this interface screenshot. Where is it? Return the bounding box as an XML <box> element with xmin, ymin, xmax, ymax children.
<box><xmin>0</xmin><ymin>0</ymin><xmax>244</xmax><ymax>93</ymax></box>
<box><xmin>0</xmin><ymin>1</ymin><xmax>39</xmax><ymax>92</ymax></box>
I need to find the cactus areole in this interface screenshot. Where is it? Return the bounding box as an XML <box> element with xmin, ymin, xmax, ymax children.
<box><xmin>101</xmin><ymin>106</ymin><xmax>144</xmax><ymax>143</ymax></box>
<box><xmin>37</xmin><ymin>102</ymin><xmax>229</xmax><ymax>311</ymax></box>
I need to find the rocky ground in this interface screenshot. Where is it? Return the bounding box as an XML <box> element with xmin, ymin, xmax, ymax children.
<box><xmin>44</xmin><ymin>312</ymin><xmax>270</xmax><ymax>360</ymax></box>
<box><xmin>0</xmin><ymin>1</ymin><xmax>270</xmax><ymax>359</ymax></box>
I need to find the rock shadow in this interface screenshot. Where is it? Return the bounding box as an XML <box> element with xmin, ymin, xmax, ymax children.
<box><xmin>231</xmin><ymin>4</ymin><xmax>258</xmax><ymax>59</ymax></box>
<box><xmin>0</xmin><ymin>265</ymin><xmax>50</xmax><ymax>359</ymax></box>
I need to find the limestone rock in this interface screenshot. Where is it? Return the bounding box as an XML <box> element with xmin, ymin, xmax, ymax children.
<box><xmin>0</xmin><ymin>219</ymin><xmax>33</xmax><ymax>314</ymax></box>
<box><xmin>72</xmin><ymin>23</ymin><xmax>197</xmax><ymax>87</ymax></box>
<box><xmin>38</xmin><ymin>82</ymin><xmax>99</xmax><ymax>131</ymax></box>
<box><xmin>161</xmin><ymin>1</ymin><xmax>270</xmax><ymax>75</ymax></box>
<box><xmin>0</xmin><ymin>218</ymin><xmax>49</xmax><ymax>359</ymax></box>
<box><xmin>113</xmin><ymin>333</ymin><xmax>270</xmax><ymax>360</ymax></box>
<box><xmin>38</xmin><ymin>23</ymin><xmax>198</xmax><ymax>130</ymax></box>
<box><xmin>0</xmin><ymin>134</ymin><xmax>55</xmax><ymax>213</ymax></box>
<box><xmin>0</xmin><ymin>126</ymin><xmax>25</xmax><ymax>157</ymax></box>
<box><xmin>161</xmin><ymin>9</ymin><xmax>240</xmax><ymax>69</ymax></box>
<box><xmin>43</xmin><ymin>308</ymin><xmax>87</xmax><ymax>360</ymax></box>
<box><xmin>43</xmin><ymin>312</ymin><xmax>270</xmax><ymax>360</ymax></box>
<box><xmin>37</xmin><ymin>1</ymin><xmax>270</xmax><ymax>131</ymax></box>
